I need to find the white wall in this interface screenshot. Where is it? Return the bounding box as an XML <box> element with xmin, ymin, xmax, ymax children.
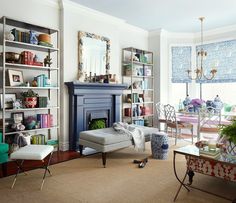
<box><xmin>61</xmin><ymin>0</ymin><xmax>148</xmax><ymax>150</ymax></box>
<box><xmin>0</xmin><ymin>0</ymin><xmax>148</xmax><ymax>150</ymax></box>
<box><xmin>0</xmin><ymin>0</ymin><xmax>59</xmax><ymax>29</ymax></box>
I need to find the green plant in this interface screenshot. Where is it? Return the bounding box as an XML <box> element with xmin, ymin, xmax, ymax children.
<box><xmin>219</xmin><ymin>120</ymin><xmax>236</xmax><ymax>144</ymax></box>
<box><xmin>89</xmin><ymin>119</ymin><xmax>106</xmax><ymax>130</ymax></box>
<box><xmin>21</xmin><ymin>89</ymin><xmax>38</xmax><ymax>98</ymax></box>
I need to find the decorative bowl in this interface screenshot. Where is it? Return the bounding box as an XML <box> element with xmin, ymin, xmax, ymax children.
<box><xmin>5</xmin><ymin>52</ymin><xmax>21</xmax><ymax>63</ymax></box>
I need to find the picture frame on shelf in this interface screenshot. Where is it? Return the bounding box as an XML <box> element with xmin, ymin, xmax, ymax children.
<box><xmin>11</xmin><ymin>112</ymin><xmax>24</xmax><ymax>124</ymax></box>
<box><xmin>8</xmin><ymin>69</ymin><xmax>24</xmax><ymax>86</ymax></box>
<box><xmin>0</xmin><ymin>93</ymin><xmax>16</xmax><ymax>109</ymax></box>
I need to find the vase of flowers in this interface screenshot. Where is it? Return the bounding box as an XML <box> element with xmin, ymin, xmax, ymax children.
<box><xmin>21</xmin><ymin>90</ymin><xmax>38</xmax><ymax>108</ymax></box>
<box><xmin>190</xmin><ymin>98</ymin><xmax>205</xmax><ymax>112</ymax></box>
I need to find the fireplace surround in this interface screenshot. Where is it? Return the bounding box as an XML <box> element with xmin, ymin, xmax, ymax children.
<box><xmin>65</xmin><ymin>81</ymin><xmax>127</xmax><ymax>150</ymax></box>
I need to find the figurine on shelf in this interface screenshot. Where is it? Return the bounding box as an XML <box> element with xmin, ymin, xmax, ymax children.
<box><xmin>11</xmin><ymin>123</ymin><xmax>25</xmax><ymax>131</ymax></box>
<box><xmin>31</xmin><ymin>79</ymin><xmax>38</xmax><ymax>87</ymax></box>
<box><xmin>13</xmin><ymin>99</ymin><xmax>22</xmax><ymax>109</ymax></box>
<box><xmin>29</xmin><ymin>30</ymin><xmax>38</xmax><ymax>45</ymax></box>
<box><xmin>5</xmin><ymin>30</ymin><xmax>14</xmax><ymax>41</ymax></box>
<box><xmin>44</xmin><ymin>55</ymin><xmax>52</xmax><ymax>67</ymax></box>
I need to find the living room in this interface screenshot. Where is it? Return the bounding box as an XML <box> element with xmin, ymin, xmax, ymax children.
<box><xmin>0</xmin><ymin>0</ymin><xmax>236</xmax><ymax>202</ymax></box>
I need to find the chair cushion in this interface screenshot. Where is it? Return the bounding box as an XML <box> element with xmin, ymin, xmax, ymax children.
<box><xmin>10</xmin><ymin>145</ymin><xmax>54</xmax><ymax>160</ymax></box>
<box><xmin>0</xmin><ymin>143</ymin><xmax>9</xmax><ymax>154</ymax></box>
<box><xmin>80</xmin><ymin>128</ymin><xmax>131</xmax><ymax>145</ymax></box>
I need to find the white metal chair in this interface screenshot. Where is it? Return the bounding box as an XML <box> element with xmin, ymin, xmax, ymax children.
<box><xmin>164</xmin><ymin>104</ymin><xmax>194</xmax><ymax>145</ymax></box>
<box><xmin>155</xmin><ymin>102</ymin><xmax>167</xmax><ymax>131</ymax></box>
<box><xmin>197</xmin><ymin>106</ymin><xmax>221</xmax><ymax>141</ymax></box>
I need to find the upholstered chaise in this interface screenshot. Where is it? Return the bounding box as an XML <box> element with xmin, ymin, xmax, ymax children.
<box><xmin>79</xmin><ymin>125</ymin><xmax>158</xmax><ymax>167</ymax></box>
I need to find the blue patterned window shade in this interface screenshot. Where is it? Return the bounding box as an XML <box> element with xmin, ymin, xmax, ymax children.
<box><xmin>171</xmin><ymin>46</ymin><xmax>192</xmax><ymax>83</ymax></box>
<box><xmin>196</xmin><ymin>40</ymin><xmax>236</xmax><ymax>83</ymax></box>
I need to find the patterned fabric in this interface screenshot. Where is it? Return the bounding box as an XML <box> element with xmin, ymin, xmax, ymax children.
<box><xmin>171</xmin><ymin>46</ymin><xmax>192</xmax><ymax>83</ymax></box>
<box><xmin>171</xmin><ymin>40</ymin><xmax>236</xmax><ymax>84</ymax></box>
<box><xmin>196</xmin><ymin>40</ymin><xmax>236</xmax><ymax>83</ymax></box>
<box><xmin>186</xmin><ymin>156</ymin><xmax>236</xmax><ymax>182</ymax></box>
<box><xmin>151</xmin><ymin>132</ymin><xmax>169</xmax><ymax>159</ymax></box>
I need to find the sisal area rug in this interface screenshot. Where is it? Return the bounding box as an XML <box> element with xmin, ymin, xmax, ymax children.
<box><xmin>0</xmin><ymin>140</ymin><xmax>235</xmax><ymax>203</ymax></box>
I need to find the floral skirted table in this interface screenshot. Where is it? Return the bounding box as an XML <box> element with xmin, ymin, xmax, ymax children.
<box><xmin>173</xmin><ymin>145</ymin><xmax>236</xmax><ymax>202</ymax></box>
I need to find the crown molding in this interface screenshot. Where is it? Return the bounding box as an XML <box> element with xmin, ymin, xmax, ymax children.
<box><xmin>31</xmin><ymin>0</ymin><xmax>59</xmax><ymax>9</ymax></box>
<box><xmin>149</xmin><ymin>28</ymin><xmax>162</xmax><ymax>37</ymax></box>
<box><xmin>62</xmin><ymin>0</ymin><xmax>125</xmax><ymax>24</ymax></box>
<box><xmin>149</xmin><ymin>24</ymin><xmax>236</xmax><ymax>40</ymax></box>
<box><xmin>61</xmin><ymin>0</ymin><xmax>148</xmax><ymax>35</ymax></box>
<box><xmin>194</xmin><ymin>24</ymin><xmax>236</xmax><ymax>38</ymax></box>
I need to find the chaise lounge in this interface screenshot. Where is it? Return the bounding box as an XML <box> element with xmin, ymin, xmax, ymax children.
<box><xmin>79</xmin><ymin>125</ymin><xmax>158</xmax><ymax>167</ymax></box>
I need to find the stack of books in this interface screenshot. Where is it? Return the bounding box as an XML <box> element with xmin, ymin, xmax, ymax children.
<box><xmin>31</xmin><ymin>134</ymin><xmax>46</xmax><ymax>145</ymax></box>
<box><xmin>199</xmin><ymin>146</ymin><xmax>221</xmax><ymax>158</ymax></box>
<box><xmin>36</xmin><ymin>114</ymin><xmax>53</xmax><ymax>128</ymax></box>
<box><xmin>11</xmin><ymin>28</ymin><xmax>30</xmax><ymax>43</ymax></box>
<box><xmin>35</xmin><ymin>74</ymin><xmax>50</xmax><ymax>87</ymax></box>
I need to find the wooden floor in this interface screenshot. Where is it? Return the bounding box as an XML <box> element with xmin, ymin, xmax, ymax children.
<box><xmin>0</xmin><ymin>150</ymin><xmax>80</xmax><ymax>178</ymax></box>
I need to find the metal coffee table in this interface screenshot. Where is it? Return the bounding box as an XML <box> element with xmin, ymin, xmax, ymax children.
<box><xmin>173</xmin><ymin>145</ymin><xmax>236</xmax><ymax>202</ymax></box>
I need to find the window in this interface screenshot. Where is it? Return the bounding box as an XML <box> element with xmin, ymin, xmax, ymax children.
<box><xmin>196</xmin><ymin>40</ymin><xmax>236</xmax><ymax>83</ymax></box>
<box><xmin>171</xmin><ymin>46</ymin><xmax>192</xmax><ymax>83</ymax></box>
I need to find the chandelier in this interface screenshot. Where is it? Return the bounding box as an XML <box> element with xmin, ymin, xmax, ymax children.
<box><xmin>187</xmin><ymin>17</ymin><xmax>217</xmax><ymax>80</ymax></box>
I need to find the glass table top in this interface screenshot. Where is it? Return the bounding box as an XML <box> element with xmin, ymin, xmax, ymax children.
<box><xmin>174</xmin><ymin>145</ymin><xmax>236</xmax><ymax>165</ymax></box>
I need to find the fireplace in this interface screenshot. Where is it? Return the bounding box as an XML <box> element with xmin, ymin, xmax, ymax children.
<box><xmin>87</xmin><ymin>110</ymin><xmax>109</xmax><ymax>130</ymax></box>
<box><xmin>65</xmin><ymin>81</ymin><xmax>127</xmax><ymax>150</ymax></box>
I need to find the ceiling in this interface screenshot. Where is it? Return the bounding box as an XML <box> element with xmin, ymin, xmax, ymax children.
<box><xmin>71</xmin><ymin>0</ymin><xmax>236</xmax><ymax>32</ymax></box>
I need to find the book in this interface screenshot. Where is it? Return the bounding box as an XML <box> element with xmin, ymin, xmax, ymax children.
<box><xmin>199</xmin><ymin>146</ymin><xmax>220</xmax><ymax>158</ymax></box>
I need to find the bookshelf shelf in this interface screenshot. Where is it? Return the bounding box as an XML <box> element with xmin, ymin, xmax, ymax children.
<box><xmin>5</xmin><ymin>40</ymin><xmax>59</xmax><ymax>52</ymax></box>
<box><xmin>5</xmin><ymin>86</ymin><xmax>59</xmax><ymax>90</ymax></box>
<box><xmin>4</xmin><ymin>106</ymin><xmax>59</xmax><ymax>112</ymax></box>
<box><xmin>5</xmin><ymin>126</ymin><xmax>59</xmax><ymax>135</ymax></box>
<box><xmin>5</xmin><ymin>63</ymin><xmax>59</xmax><ymax>71</ymax></box>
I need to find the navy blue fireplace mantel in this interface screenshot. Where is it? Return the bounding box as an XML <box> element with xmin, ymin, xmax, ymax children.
<box><xmin>65</xmin><ymin>81</ymin><xmax>127</xmax><ymax>150</ymax></box>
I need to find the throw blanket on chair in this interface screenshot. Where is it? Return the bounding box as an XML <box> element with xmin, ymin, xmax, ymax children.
<box><xmin>113</xmin><ymin>122</ymin><xmax>145</xmax><ymax>151</ymax></box>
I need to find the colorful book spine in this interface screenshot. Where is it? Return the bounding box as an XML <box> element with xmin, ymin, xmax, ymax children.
<box><xmin>48</xmin><ymin>114</ymin><xmax>53</xmax><ymax>127</ymax></box>
<box><xmin>42</xmin><ymin>114</ymin><xmax>48</xmax><ymax>128</ymax></box>
<box><xmin>36</xmin><ymin>114</ymin><xmax>53</xmax><ymax>128</ymax></box>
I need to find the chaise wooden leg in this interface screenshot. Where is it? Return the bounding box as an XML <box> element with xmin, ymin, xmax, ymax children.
<box><xmin>79</xmin><ymin>145</ymin><xmax>83</xmax><ymax>156</ymax></box>
<box><xmin>102</xmin><ymin>153</ymin><xmax>106</xmax><ymax>168</ymax></box>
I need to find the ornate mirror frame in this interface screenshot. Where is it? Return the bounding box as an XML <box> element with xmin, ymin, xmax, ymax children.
<box><xmin>78</xmin><ymin>31</ymin><xmax>111</xmax><ymax>79</ymax></box>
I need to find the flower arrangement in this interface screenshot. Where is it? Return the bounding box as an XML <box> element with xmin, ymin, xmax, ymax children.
<box><xmin>190</xmin><ymin>98</ymin><xmax>205</xmax><ymax>107</ymax></box>
<box><xmin>21</xmin><ymin>89</ymin><xmax>38</xmax><ymax>98</ymax></box>
<box><xmin>190</xmin><ymin>98</ymin><xmax>205</xmax><ymax>112</ymax></box>
<box><xmin>25</xmin><ymin>116</ymin><xmax>37</xmax><ymax>130</ymax></box>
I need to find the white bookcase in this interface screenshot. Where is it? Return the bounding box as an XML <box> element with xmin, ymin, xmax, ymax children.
<box><xmin>0</xmin><ymin>16</ymin><xmax>60</xmax><ymax>151</ymax></box>
<box><xmin>122</xmin><ymin>47</ymin><xmax>154</xmax><ymax>127</ymax></box>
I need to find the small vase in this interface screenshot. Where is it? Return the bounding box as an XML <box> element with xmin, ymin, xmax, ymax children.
<box><xmin>24</xmin><ymin>97</ymin><xmax>37</xmax><ymax>108</ymax></box>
